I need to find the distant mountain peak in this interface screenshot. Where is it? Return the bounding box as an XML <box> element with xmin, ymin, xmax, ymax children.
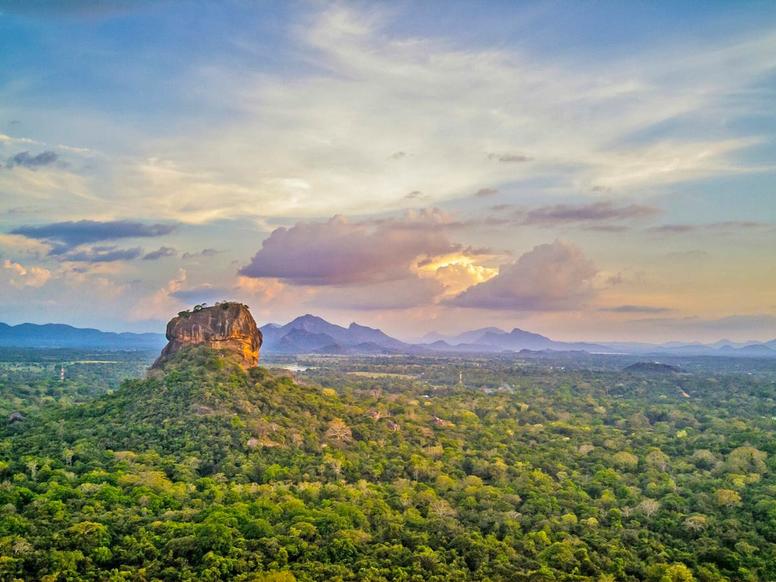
<box><xmin>289</xmin><ymin>314</ymin><xmax>330</xmax><ymax>326</ymax></box>
<box><xmin>260</xmin><ymin>314</ymin><xmax>408</xmax><ymax>354</ymax></box>
<box><xmin>509</xmin><ymin>327</ymin><xmax>549</xmax><ymax>338</ymax></box>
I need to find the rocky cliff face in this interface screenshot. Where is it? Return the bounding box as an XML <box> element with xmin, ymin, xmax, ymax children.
<box><xmin>152</xmin><ymin>302</ymin><xmax>262</xmax><ymax>369</ymax></box>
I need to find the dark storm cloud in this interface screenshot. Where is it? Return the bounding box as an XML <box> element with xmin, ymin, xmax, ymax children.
<box><xmin>6</xmin><ymin>150</ymin><xmax>58</xmax><ymax>169</ymax></box>
<box><xmin>11</xmin><ymin>220</ymin><xmax>177</xmax><ymax>252</ymax></box>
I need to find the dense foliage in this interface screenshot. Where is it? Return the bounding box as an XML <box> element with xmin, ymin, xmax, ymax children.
<box><xmin>1</xmin><ymin>347</ymin><xmax>775</xmax><ymax>581</ymax></box>
<box><xmin>0</xmin><ymin>348</ymin><xmax>153</xmax><ymax>418</ymax></box>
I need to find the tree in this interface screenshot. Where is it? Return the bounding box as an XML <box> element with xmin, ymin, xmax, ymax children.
<box><xmin>714</xmin><ymin>489</ymin><xmax>742</xmax><ymax>508</ymax></box>
<box><xmin>683</xmin><ymin>515</ymin><xmax>708</xmax><ymax>533</ymax></box>
<box><xmin>646</xmin><ymin>449</ymin><xmax>670</xmax><ymax>471</ymax></box>
<box><xmin>726</xmin><ymin>446</ymin><xmax>767</xmax><ymax>474</ymax></box>
<box><xmin>660</xmin><ymin>563</ymin><xmax>695</xmax><ymax>582</ymax></box>
<box><xmin>638</xmin><ymin>498</ymin><xmax>661</xmax><ymax>518</ymax></box>
<box><xmin>249</xmin><ymin>573</ymin><xmax>297</xmax><ymax>582</ymax></box>
<box><xmin>325</xmin><ymin>418</ymin><xmax>353</xmax><ymax>444</ymax></box>
<box><xmin>25</xmin><ymin>459</ymin><xmax>38</xmax><ymax>480</ymax></box>
<box><xmin>613</xmin><ymin>451</ymin><xmax>639</xmax><ymax>470</ymax></box>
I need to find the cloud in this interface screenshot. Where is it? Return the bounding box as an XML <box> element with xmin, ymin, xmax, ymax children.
<box><xmin>129</xmin><ymin>268</ymin><xmax>187</xmax><ymax>321</ymax></box>
<box><xmin>11</xmin><ymin>220</ymin><xmax>177</xmax><ymax>253</ymax></box>
<box><xmin>599</xmin><ymin>304</ymin><xmax>672</xmax><ymax>314</ymax></box>
<box><xmin>237</xmin><ymin>210</ymin><xmax>504</xmax><ymax>311</ymax></box>
<box><xmin>487</xmin><ymin>153</ymin><xmax>532</xmax><ymax>163</ymax></box>
<box><xmin>365</xmin><ymin>207</ymin><xmax>461</xmax><ymax>230</ymax></box>
<box><xmin>182</xmin><ymin>248</ymin><xmax>221</xmax><ymax>260</ymax></box>
<box><xmin>235</xmin><ymin>276</ymin><xmax>313</xmax><ymax>308</ymax></box>
<box><xmin>171</xmin><ymin>285</ymin><xmax>233</xmax><ymax>304</ymax></box>
<box><xmin>143</xmin><ymin>246</ymin><xmax>177</xmax><ymax>261</ymax></box>
<box><xmin>448</xmin><ymin>240</ymin><xmax>598</xmax><ymax>311</ymax></box>
<box><xmin>522</xmin><ymin>201</ymin><xmax>660</xmax><ymax>226</ymax></box>
<box><xmin>2</xmin><ymin>259</ymin><xmax>51</xmax><ymax>288</ymax></box>
<box><xmin>424</xmin><ymin>258</ymin><xmax>499</xmax><ymax>297</ymax></box>
<box><xmin>86</xmin><ymin>4</ymin><xmax>774</xmax><ymax>224</ymax></box>
<box><xmin>664</xmin><ymin>249</ymin><xmax>710</xmax><ymax>260</ymax></box>
<box><xmin>5</xmin><ymin>150</ymin><xmax>58</xmax><ymax>169</ymax></box>
<box><xmin>240</xmin><ymin>214</ymin><xmax>460</xmax><ymax>286</ymax></box>
<box><xmin>475</xmin><ymin>188</ymin><xmax>499</xmax><ymax>198</ymax></box>
<box><xmin>62</xmin><ymin>246</ymin><xmax>143</xmax><ymax>263</ymax></box>
<box><xmin>315</xmin><ymin>277</ymin><xmax>444</xmax><ymax>310</ymax></box>
<box><xmin>648</xmin><ymin>221</ymin><xmax>770</xmax><ymax>235</ymax></box>
<box><xmin>4</xmin><ymin>5</ymin><xmax>774</xmax><ymax>225</ymax></box>
<box><xmin>0</xmin><ymin>233</ymin><xmax>50</xmax><ymax>258</ymax></box>
<box><xmin>583</xmin><ymin>224</ymin><xmax>631</xmax><ymax>233</ymax></box>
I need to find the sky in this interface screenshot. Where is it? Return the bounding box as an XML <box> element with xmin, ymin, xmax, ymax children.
<box><xmin>1</xmin><ymin>0</ymin><xmax>775</xmax><ymax>343</ymax></box>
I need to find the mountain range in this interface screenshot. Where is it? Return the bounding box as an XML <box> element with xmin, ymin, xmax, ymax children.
<box><xmin>418</xmin><ymin>326</ymin><xmax>608</xmax><ymax>354</ymax></box>
<box><xmin>1</xmin><ymin>315</ymin><xmax>775</xmax><ymax>358</ymax></box>
<box><xmin>0</xmin><ymin>322</ymin><xmax>165</xmax><ymax>350</ymax></box>
<box><xmin>260</xmin><ymin>314</ymin><xmax>412</xmax><ymax>354</ymax></box>
<box><xmin>259</xmin><ymin>315</ymin><xmax>776</xmax><ymax>358</ymax></box>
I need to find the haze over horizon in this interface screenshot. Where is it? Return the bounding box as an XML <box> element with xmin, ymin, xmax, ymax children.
<box><xmin>1</xmin><ymin>1</ymin><xmax>775</xmax><ymax>343</ymax></box>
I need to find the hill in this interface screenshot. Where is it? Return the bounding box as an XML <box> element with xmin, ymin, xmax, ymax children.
<box><xmin>624</xmin><ymin>361</ymin><xmax>683</xmax><ymax>374</ymax></box>
<box><xmin>0</xmin><ymin>322</ymin><xmax>165</xmax><ymax>350</ymax></box>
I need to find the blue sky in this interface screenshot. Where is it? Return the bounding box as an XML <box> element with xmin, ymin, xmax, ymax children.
<box><xmin>1</xmin><ymin>1</ymin><xmax>775</xmax><ymax>342</ymax></box>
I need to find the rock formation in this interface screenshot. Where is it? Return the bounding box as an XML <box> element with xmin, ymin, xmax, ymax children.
<box><xmin>152</xmin><ymin>302</ymin><xmax>262</xmax><ymax>369</ymax></box>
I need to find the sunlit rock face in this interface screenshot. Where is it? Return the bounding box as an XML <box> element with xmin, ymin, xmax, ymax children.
<box><xmin>152</xmin><ymin>302</ymin><xmax>262</xmax><ymax>369</ymax></box>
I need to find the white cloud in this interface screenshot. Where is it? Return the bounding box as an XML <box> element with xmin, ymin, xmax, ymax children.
<box><xmin>449</xmin><ymin>240</ymin><xmax>598</xmax><ymax>311</ymax></box>
<box><xmin>129</xmin><ymin>268</ymin><xmax>187</xmax><ymax>321</ymax></box>
<box><xmin>16</xmin><ymin>5</ymin><xmax>765</xmax><ymax>225</ymax></box>
<box><xmin>0</xmin><ymin>233</ymin><xmax>51</xmax><ymax>257</ymax></box>
<box><xmin>2</xmin><ymin>6</ymin><xmax>774</xmax><ymax>226</ymax></box>
<box><xmin>2</xmin><ymin>259</ymin><xmax>51</xmax><ymax>288</ymax></box>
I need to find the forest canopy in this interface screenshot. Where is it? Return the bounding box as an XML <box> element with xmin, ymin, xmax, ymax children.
<box><xmin>0</xmin><ymin>347</ymin><xmax>775</xmax><ymax>581</ymax></box>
